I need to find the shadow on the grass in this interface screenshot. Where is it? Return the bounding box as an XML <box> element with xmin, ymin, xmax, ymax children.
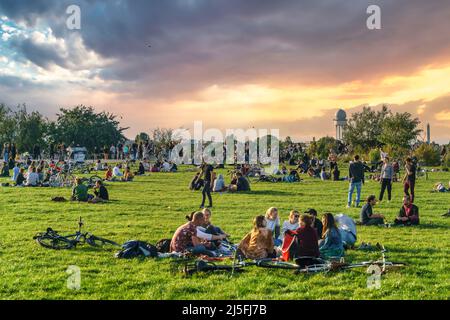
<box><xmin>242</xmin><ymin>190</ymin><xmax>295</xmax><ymax>196</ymax></box>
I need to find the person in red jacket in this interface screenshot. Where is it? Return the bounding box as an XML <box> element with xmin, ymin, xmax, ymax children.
<box><xmin>294</xmin><ymin>214</ymin><xmax>320</xmax><ymax>265</ymax></box>
<box><xmin>395</xmin><ymin>196</ymin><xmax>419</xmax><ymax>225</ymax></box>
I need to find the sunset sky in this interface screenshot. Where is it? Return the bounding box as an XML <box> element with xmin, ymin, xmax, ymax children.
<box><xmin>0</xmin><ymin>0</ymin><xmax>449</xmax><ymax>143</ymax></box>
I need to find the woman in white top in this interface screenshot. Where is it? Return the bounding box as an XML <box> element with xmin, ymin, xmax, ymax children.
<box><xmin>265</xmin><ymin>207</ymin><xmax>282</xmax><ymax>246</ymax></box>
<box><xmin>281</xmin><ymin>210</ymin><xmax>300</xmax><ymax>239</ymax></box>
<box><xmin>213</xmin><ymin>174</ymin><xmax>226</xmax><ymax>192</ymax></box>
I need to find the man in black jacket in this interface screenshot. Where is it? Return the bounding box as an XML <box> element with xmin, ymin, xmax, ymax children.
<box><xmin>347</xmin><ymin>155</ymin><xmax>365</xmax><ymax>208</ymax></box>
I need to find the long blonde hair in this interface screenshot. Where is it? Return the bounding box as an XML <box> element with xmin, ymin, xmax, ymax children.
<box><xmin>265</xmin><ymin>207</ymin><xmax>278</xmax><ymax>220</ymax></box>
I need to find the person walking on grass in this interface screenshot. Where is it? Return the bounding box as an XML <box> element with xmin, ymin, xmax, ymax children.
<box><xmin>347</xmin><ymin>155</ymin><xmax>365</xmax><ymax>208</ymax></box>
<box><xmin>403</xmin><ymin>157</ymin><xmax>416</xmax><ymax>203</ymax></box>
<box><xmin>379</xmin><ymin>157</ymin><xmax>394</xmax><ymax>202</ymax></box>
<box><xmin>198</xmin><ymin>161</ymin><xmax>213</xmax><ymax>209</ymax></box>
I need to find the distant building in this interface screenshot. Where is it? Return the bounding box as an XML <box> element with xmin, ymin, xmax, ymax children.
<box><xmin>427</xmin><ymin>123</ymin><xmax>431</xmax><ymax>144</ymax></box>
<box><xmin>334</xmin><ymin>109</ymin><xmax>347</xmax><ymax>141</ymax></box>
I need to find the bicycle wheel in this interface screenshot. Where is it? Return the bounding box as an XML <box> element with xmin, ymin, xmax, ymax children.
<box><xmin>295</xmin><ymin>264</ymin><xmax>332</xmax><ymax>273</ymax></box>
<box><xmin>256</xmin><ymin>259</ymin><xmax>300</xmax><ymax>270</ymax></box>
<box><xmin>35</xmin><ymin>234</ymin><xmax>75</xmax><ymax>250</ymax></box>
<box><xmin>89</xmin><ymin>175</ymin><xmax>103</xmax><ymax>185</ymax></box>
<box><xmin>86</xmin><ymin>235</ymin><xmax>120</xmax><ymax>248</ymax></box>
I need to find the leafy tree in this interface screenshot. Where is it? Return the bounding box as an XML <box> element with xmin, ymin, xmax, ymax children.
<box><xmin>343</xmin><ymin>105</ymin><xmax>390</xmax><ymax>151</ymax></box>
<box><xmin>135</xmin><ymin>132</ymin><xmax>150</xmax><ymax>143</ymax></box>
<box><xmin>315</xmin><ymin>136</ymin><xmax>338</xmax><ymax>159</ymax></box>
<box><xmin>0</xmin><ymin>104</ymin><xmax>16</xmax><ymax>145</ymax></box>
<box><xmin>50</xmin><ymin>105</ymin><xmax>127</xmax><ymax>152</ymax></box>
<box><xmin>13</xmin><ymin>105</ymin><xmax>48</xmax><ymax>154</ymax></box>
<box><xmin>380</xmin><ymin>112</ymin><xmax>421</xmax><ymax>151</ymax></box>
<box><xmin>414</xmin><ymin>143</ymin><xmax>441</xmax><ymax>166</ymax></box>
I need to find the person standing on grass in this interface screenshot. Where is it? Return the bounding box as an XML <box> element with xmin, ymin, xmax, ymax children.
<box><xmin>403</xmin><ymin>157</ymin><xmax>416</xmax><ymax>203</ymax></box>
<box><xmin>360</xmin><ymin>195</ymin><xmax>385</xmax><ymax>226</ymax></box>
<box><xmin>198</xmin><ymin>161</ymin><xmax>213</xmax><ymax>208</ymax></box>
<box><xmin>379</xmin><ymin>157</ymin><xmax>394</xmax><ymax>202</ymax></box>
<box><xmin>347</xmin><ymin>155</ymin><xmax>365</xmax><ymax>208</ymax></box>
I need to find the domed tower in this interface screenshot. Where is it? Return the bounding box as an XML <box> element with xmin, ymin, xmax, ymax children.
<box><xmin>334</xmin><ymin>109</ymin><xmax>347</xmax><ymax>141</ymax></box>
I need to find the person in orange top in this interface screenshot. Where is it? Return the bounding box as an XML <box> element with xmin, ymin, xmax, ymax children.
<box><xmin>104</xmin><ymin>166</ymin><xmax>113</xmax><ymax>181</ymax></box>
<box><xmin>238</xmin><ymin>215</ymin><xmax>276</xmax><ymax>260</ymax></box>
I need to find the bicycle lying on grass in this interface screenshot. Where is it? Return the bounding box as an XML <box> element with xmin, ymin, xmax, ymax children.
<box><xmin>33</xmin><ymin>217</ymin><xmax>120</xmax><ymax>250</ymax></box>
<box><xmin>179</xmin><ymin>244</ymin><xmax>405</xmax><ymax>276</ymax></box>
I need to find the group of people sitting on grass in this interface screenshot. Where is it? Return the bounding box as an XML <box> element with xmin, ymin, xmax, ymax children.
<box><xmin>360</xmin><ymin>194</ymin><xmax>419</xmax><ymax>226</ymax></box>
<box><xmin>4</xmin><ymin>160</ymin><xmax>57</xmax><ymax>187</ymax></box>
<box><xmin>169</xmin><ymin>207</ymin><xmax>356</xmax><ymax>261</ymax></box>
<box><xmin>103</xmin><ymin>164</ymin><xmax>134</xmax><ymax>182</ymax></box>
<box><xmin>169</xmin><ymin>196</ymin><xmax>422</xmax><ymax>261</ymax></box>
<box><xmin>71</xmin><ymin>178</ymin><xmax>109</xmax><ymax>203</ymax></box>
<box><xmin>190</xmin><ymin>170</ymin><xmax>251</xmax><ymax>193</ymax></box>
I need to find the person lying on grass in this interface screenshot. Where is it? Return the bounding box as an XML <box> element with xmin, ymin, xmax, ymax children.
<box><xmin>279</xmin><ymin>169</ymin><xmax>300</xmax><ymax>183</ymax></box>
<box><xmin>265</xmin><ymin>207</ymin><xmax>282</xmax><ymax>246</ymax></box>
<box><xmin>319</xmin><ymin>213</ymin><xmax>344</xmax><ymax>259</ymax></box>
<box><xmin>394</xmin><ymin>196</ymin><xmax>419</xmax><ymax>226</ymax></box>
<box><xmin>170</xmin><ymin>211</ymin><xmax>227</xmax><ymax>257</ymax></box>
<box><xmin>238</xmin><ymin>215</ymin><xmax>277</xmax><ymax>260</ymax></box>
<box><xmin>433</xmin><ymin>182</ymin><xmax>449</xmax><ymax>192</ymax></box>
<box><xmin>71</xmin><ymin>178</ymin><xmax>91</xmax><ymax>202</ymax></box>
<box><xmin>360</xmin><ymin>195</ymin><xmax>385</xmax><ymax>226</ymax></box>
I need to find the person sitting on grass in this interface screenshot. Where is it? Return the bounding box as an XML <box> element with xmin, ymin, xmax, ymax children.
<box><xmin>71</xmin><ymin>178</ymin><xmax>90</xmax><ymax>202</ymax></box>
<box><xmin>26</xmin><ymin>167</ymin><xmax>40</xmax><ymax>187</ymax></box>
<box><xmin>169</xmin><ymin>161</ymin><xmax>178</xmax><ymax>172</ymax></box>
<box><xmin>319</xmin><ymin>213</ymin><xmax>344</xmax><ymax>259</ymax></box>
<box><xmin>229</xmin><ymin>172</ymin><xmax>251</xmax><ymax>192</ymax></box>
<box><xmin>360</xmin><ymin>195</ymin><xmax>385</xmax><ymax>226</ymax></box>
<box><xmin>11</xmin><ymin>162</ymin><xmax>20</xmax><ymax>182</ymax></box>
<box><xmin>122</xmin><ymin>167</ymin><xmax>134</xmax><ymax>181</ymax></box>
<box><xmin>238</xmin><ymin>215</ymin><xmax>276</xmax><ymax>260</ymax></box>
<box><xmin>394</xmin><ymin>196</ymin><xmax>419</xmax><ymax>226</ymax></box>
<box><xmin>281</xmin><ymin>169</ymin><xmax>300</xmax><ymax>183</ymax></box>
<box><xmin>189</xmin><ymin>172</ymin><xmax>204</xmax><ymax>191</ymax></box>
<box><xmin>89</xmin><ymin>180</ymin><xmax>109</xmax><ymax>203</ymax></box>
<box><xmin>335</xmin><ymin>214</ymin><xmax>357</xmax><ymax>248</ymax></box>
<box><xmin>104</xmin><ymin>166</ymin><xmax>113</xmax><ymax>181</ymax></box>
<box><xmin>293</xmin><ymin>214</ymin><xmax>320</xmax><ymax>263</ymax></box>
<box><xmin>170</xmin><ymin>212</ymin><xmax>226</xmax><ymax>257</ymax></box>
<box><xmin>304</xmin><ymin>208</ymin><xmax>323</xmax><ymax>238</ymax></box>
<box><xmin>201</xmin><ymin>208</ymin><xmax>232</xmax><ymax>254</ymax></box>
<box><xmin>213</xmin><ymin>174</ymin><xmax>227</xmax><ymax>192</ymax></box>
<box><xmin>265</xmin><ymin>207</ymin><xmax>282</xmax><ymax>246</ymax></box>
<box><xmin>281</xmin><ymin>210</ymin><xmax>300</xmax><ymax>238</ymax></box>
<box><xmin>1</xmin><ymin>161</ymin><xmax>9</xmax><ymax>177</ymax></box>
<box><xmin>15</xmin><ymin>168</ymin><xmax>26</xmax><ymax>186</ymax></box>
<box><xmin>320</xmin><ymin>166</ymin><xmax>329</xmax><ymax>181</ymax></box>
<box><xmin>113</xmin><ymin>164</ymin><xmax>123</xmax><ymax>177</ymax></box>
<box><xmin>137</xmin><ymin>162</ymin><xmax>146</xmax><ymax>175</ymax></box>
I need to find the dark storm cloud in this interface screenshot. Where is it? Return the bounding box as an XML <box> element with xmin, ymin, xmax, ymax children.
<box><xmin>3</xmin><ymin>0</ymin><xmax>450</xmax><ymax>95</ymax></box>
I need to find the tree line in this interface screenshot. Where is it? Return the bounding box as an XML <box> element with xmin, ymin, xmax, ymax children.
<box><xmin>0</xmin><ymin>104</ymin><xmax>127</xmax><ymax>156</ymax></box>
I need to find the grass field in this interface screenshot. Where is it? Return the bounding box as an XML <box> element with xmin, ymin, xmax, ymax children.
<box><xmin>0</xmin><ymin>165</ymin><xmax>449</xmax><ymax>300</ymax></box>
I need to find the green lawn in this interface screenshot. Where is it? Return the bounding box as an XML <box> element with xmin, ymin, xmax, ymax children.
<box><xmin>0</xmin><ymin>166</ymin><xmax>449</xmax><ymax>300</ymax></box>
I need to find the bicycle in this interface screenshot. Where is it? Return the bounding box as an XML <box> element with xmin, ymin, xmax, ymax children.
<box><xmin>33</xmin><ymin>217</ymin><xmax>120</xmax><ymax>250</ymax></box>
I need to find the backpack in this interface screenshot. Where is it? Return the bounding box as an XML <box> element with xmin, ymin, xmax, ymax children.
<box><xmin>281</xmin><ymin>230</ymin><xmax>298</xmax><ymax>261</ymax></box>
<box><xmin>115</xmin><ymin>240</ymin><xmax>158</xmax><ymax>259</ymax></box>
<box><xmin>155</xmin><ymin>239</ymin><xmax>171</xmax><ymax>253</ymax></box>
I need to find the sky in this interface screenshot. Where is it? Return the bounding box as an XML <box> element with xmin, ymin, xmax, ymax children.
<box><xmin>0</xmin><ymin>0</ymin><xmax>449</xmax><ymax>143</ymax></box>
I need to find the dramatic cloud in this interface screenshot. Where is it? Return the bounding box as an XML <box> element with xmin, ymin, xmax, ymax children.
<box><xmin>0</xmin><ymin>0</ymin><xmax>449</xmax><ymax>142</ymax></box>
